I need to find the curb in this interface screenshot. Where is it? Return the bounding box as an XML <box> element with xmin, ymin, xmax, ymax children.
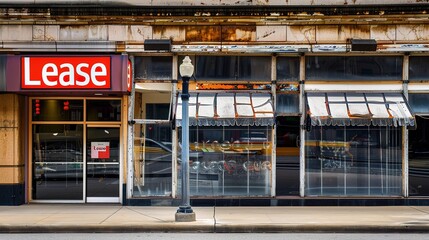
<box><xmin>1</xmin><ymin>224</ymin><xmax>429</xmax><ymax>233</ymax></box>
<box><xmin>214</xmin><ymin>224</ymin><xmax>429</xmax><ymax>233</ymax></box>
<box><xmin>0</xmin><ymin>224</ymin><xmax>214</xmax><ymax>233</ymax></box>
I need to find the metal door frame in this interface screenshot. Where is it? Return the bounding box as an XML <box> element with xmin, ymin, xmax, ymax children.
<box><xmin>85</xmin><ymin>124</ymin><xmax>122</xmax><ymax>203</ymax></box>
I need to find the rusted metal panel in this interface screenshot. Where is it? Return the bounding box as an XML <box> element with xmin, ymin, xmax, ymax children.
<box><xmin>287</xmin><ymin>25</ymin><xmax>316</xmax><ymax>42</ymax></box>
<box><xmin>153</xmin><ymin>26</ymin><xmax>185</xmax><ymax>41</ymax></box>
<box><xmin>370</xmin><ymin>25</ymin><xmax>396</xmax><ymax>41</ymax></box>
<box><xmin>256</xmin><ymin>26</ymin><xmax>286</xmax><ymax>42</ymax></box>
<box><xmin>185</xmin><ymin>26</ymin><xmax>221</xmax><ymax>42</ymax></box>
<box><xmin>339</xmin><ymin>25</ymin><xmax>371</xmax><ymax>40</ymax></box>
<box><xmin>397</xmin><ymin>24</ymin><xmax>429</xmax><ymax>41</ymax></box>
<box><xmin>221</xmin><ymin>26</ymin><xmax>256</xmax><ymax>42</ymax></box>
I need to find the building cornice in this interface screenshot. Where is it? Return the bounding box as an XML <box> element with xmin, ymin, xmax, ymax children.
<box><xmin>0</xmin><ymin>4</ymin><xmax>429</xmax><ymax>18</ymax></box>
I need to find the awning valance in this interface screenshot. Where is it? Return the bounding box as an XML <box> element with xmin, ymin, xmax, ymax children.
<box><xmin>306</xmin><ymin>92</ymin><xmax>415</xmax><ymax>127</ymax></box>
<box><xmin>175</xmin><ymin>92</ymin><xmax>274</xmax><ymax>127</ymax></box>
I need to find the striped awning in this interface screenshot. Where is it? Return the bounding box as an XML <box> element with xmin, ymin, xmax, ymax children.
<box><xmin>176</xmin><ymin>92</ymin><xmax>274</xmax><ymax>127</ymax></box>
<box><xmin>306</xmin><ymin>92</ymin><xmax>415</xmax><ymax>127</ymax></box>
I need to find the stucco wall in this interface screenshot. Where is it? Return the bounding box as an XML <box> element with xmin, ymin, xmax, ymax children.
<box><xmin>0</xmin><ymin>94</ymin><xmax>25</xmax><ymax>185</ymax></box>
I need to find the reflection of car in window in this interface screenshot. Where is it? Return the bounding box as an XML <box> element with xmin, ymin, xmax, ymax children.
<box><xmin>239</xmin><ymin>132</ymin><xmax>268</xmax><ymax>143</ymax></box>
<box><xmin>410</xmin><ymin>140</ymin><xmax>429</xmax><ymax>159</ymax></box>
<box><xmin>138</xmin><ymin>138</ymin><xmax>202</xmax><ymax>160</ymax></box>
<box><xmin>349</xmin><ymin>135</ymin><xmax>379</xmax><ymax>148</ymax></box>
<box><xmin>134</xmin><ymin>138</ymin><xmax>202</xmax><ymax>176</ymax></box>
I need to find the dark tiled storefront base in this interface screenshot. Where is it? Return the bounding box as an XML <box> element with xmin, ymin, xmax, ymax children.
<box><xmin>0</xmin><ymin>184</ymin><xmax>25</xmax><ymax>205</ymax></box>
<box><xmin>122</xmin><ymin>183</ymin><xmax>429</xmax><ymax>206</ymax></box>
<box><xmin>125</xmin><ymin>198</ymin><xmax>429</xmax><ymax>207</ymax></box>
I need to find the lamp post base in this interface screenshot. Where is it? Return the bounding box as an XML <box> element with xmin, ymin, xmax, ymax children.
<box><xmin>175</xmin><ymin>206</ymin><xmax>196</xmax><ymax>222</ymax></box>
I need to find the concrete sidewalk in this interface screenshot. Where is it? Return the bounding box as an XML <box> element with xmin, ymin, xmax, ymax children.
<box><xmin>1</xmin><ymin>204</ymin><xmax>429</xmax><ymax>233</ymax></box>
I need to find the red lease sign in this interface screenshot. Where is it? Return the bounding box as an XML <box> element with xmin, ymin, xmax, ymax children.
<box><xmin>21</xmin><ymin>56</ymin><xmax>111</xmax><ymax>89</ymax></box>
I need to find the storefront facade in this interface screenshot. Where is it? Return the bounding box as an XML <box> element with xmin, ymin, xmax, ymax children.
<box><xmin>2</xmin><ymin>1</ymin><xmax>429</xmax><ymax>205</ymax></box>
<box><xmin>1</xmin><ymin>55</ymin><xmax>129</xmax><ymax>204</ymax></box>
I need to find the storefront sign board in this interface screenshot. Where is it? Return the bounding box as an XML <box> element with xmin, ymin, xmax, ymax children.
<box><xmin>21</xmin><ymin>56</ymin><xmax>111</xmax><ymax>89</ymax></box>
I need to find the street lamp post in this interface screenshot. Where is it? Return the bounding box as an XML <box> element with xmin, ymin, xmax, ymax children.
<box><xmin>175</xmin><ymin>56</ymin><xmax>196</xmax><ymax>222</ymax></box>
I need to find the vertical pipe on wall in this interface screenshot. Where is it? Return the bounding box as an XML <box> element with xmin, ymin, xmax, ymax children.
<box><xmin>127</xmin><ymin>55</ymin><xmax>135</xmax><ymax>200</ymax></box>
<box><xmin>299</xmin><ymin>54</ymin><xmax>306</xmax><ymax>197</ymax></box>
<box><xmin>403</xmin><ymin>54</ymin><xmax>409</xmax><ymax>197</ymax></box>
<box><xmin>172</xmin><ymin>55</ymin><xmax>178</xmax><ymax>198</ymax></box>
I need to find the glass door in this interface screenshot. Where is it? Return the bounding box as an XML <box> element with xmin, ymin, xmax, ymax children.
<box><xmin>32</xmin><ymin>124</ymin><xmax>84</xmax><ymax>201</ymax></box>
<box><xmin>86</xmin><ymin>126</ymin><xmax>120</xmax><ymax>203</ymax></box>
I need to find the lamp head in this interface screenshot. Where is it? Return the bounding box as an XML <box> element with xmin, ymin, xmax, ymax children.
<box><xmin>179</xmin><ymin>56</ymin><xmax>194</xmax><ymax>78</ymax></box>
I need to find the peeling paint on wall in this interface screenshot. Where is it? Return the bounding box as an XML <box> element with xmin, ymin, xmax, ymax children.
<box><xmin>256</xmin><ymin>26</ymin><xmax>286</xmax><ymax>41</ymax></box>
<box><xmin>221</xmin><ymin>26</ymin><xmax>256</xmax><ymax>41</ymax></box>
<box><xmin>287</xmin><ymin>25</ymin><xmax>316</xmax><ymax>42</ymax></box>
<box><xmin>109</xmin><ymin>25</ymin><xmax>152</xmax><ymax>41</ymax></box>
<box><xmin>397</xmin><ymin>24</ymin><xmax>429</xmax><ymax>41</ymax></box>
<box><xmin>370</xmin><ymin>25</ymin><xmax>396</xmax><ymax>41</ymax></box>
<box><xmin>339</xmin><ymin>25</ymin><xmax>371</xmax><ymax>40</ymax></box>
<box><xmin>185</xmin><ymin>26</ymin><xmax>221</xmax><ymax>42</ymax></box>
<box><xmin>153</xmin><ymin>26</ymin><xmax>186</xmax><ymax>41</ymax></box>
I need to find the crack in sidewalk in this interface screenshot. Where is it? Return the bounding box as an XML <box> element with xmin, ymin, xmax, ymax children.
<box><xmin>124</xmin><ymin>207</ymin><xmax>169</xmax><ymax>222</ymax></box>
<box><xmin>213</xmin><ymin>206</ymin><xmax>217</xmax><ymax>232</ymax></box>
<box><xmin>99</xmin><ymin>207</ymin><xmax>124</xmax><ymax>224</ymax></box>
<box><xmin>409</xmin><ymin>206</ymin><xmax>429</xmax><ymax>215</ymax></box>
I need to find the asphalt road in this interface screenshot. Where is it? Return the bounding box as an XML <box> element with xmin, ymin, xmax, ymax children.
<box><xmin>0</xmin><ymin>233</ymin><xmax>429</xmax><ymax>240</ymax></box>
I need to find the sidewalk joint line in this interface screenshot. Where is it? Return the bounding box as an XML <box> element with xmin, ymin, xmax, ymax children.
<box><xmin>99</xmin><ymin>206</ymin><xmax>123</xmax><ymax>224</ymax></box>
<box><xmin>125</xmin><ymin>207</ymin><xmax>168</xmax><ymax>222</ymax></box>
<box><xmin>35</xmin><ymin>213</ymin><xmax>57</xmax><ymax>224</ymax></box>
<box><xmin>409</xmin><ymin>206</ymin><xmax>429</xmax><ymax>215</ymax></box>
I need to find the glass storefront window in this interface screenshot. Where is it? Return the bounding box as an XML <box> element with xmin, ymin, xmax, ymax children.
<box><xmin>276</xmin><ymin>116</ymin><xmax>300</xmax><ymax>195</ymax></box>
<box><xmin>276</xmin><ymin>94</ymin><xmax>300</xmax><ymax>115</ymax></box>
<box><xmin>31</xmin><ymin>98</ymin><xmax>122</xmax><ymax>202</ymax></box>
<box><xmin>305</xmin><ymin>126</ymin><xmax>402</xmax><ymax>196</ymax></box>
<box><xmin>306</xmin><ymin>56</ymin><xmax>402</xmax><ymax>81</ymax></box>
<box><xmin>183</xmin><ymin>56</ymin><xmax>271</xmax><ymax>81</ymax></box>
<box><xmin>409</xmin><ymin>56</ymin><xmax>429</xmax><ymax>81</ymax></box>
<box><xmin>409</xmin><ymin>94</ymin><xmax>429</xmax><ymax>114</ymax></box>
<box><xmin>86</xmin><ymin>100</ymin><xmax>121</xmax><ymax>122</ymax></box>
<box><xmin>238</xmin><ymin>56</ymin><xmax>271</xmax><ymax>81</ymax></box>
<box><xmin>133</xmin><ymin>123</ymin><xmax>173</xmax><ymax>197</ymax></box>
<box><xmin>32</xmin><ymin>99</ymin><xmax>83</xmax><ymax>121</ymax></box>
<box><xmin>179</xmin><ymin>126</ymin><xmax>272</xmax><ymax>196</ymax></box>
<box><xmin>134</xmin><ymin>56</ymin><xmax>173</xmax><ymax>80</ymax></box>
<box><xmin>32</xmin><ymin>124</ymin><xmax>84</xmax><ymax>200</ymax></box>
<box><xmin>0</xmin><ymin>56</ymin><xmax>6</xmax><ymax>91</ymax></box>
<box><xmin>276</xmin><ymin>57</ymin><xmax>300</xmax><ymax>81</ymax></box>
<box><xmin>409</xmin><ymin>116</ymin><xmax>429</xmax><ymax>196</ymax></box>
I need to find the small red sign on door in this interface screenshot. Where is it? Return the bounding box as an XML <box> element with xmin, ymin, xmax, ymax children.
<box><xmin>91</xmin><ymin>142</ymin><xmax>110</xmax><ymax>159</ymax></box>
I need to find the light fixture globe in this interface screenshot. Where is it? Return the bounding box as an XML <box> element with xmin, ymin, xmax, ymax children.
<box><xmin>179</xmin><ymin>56</ymin><xmax>194</xmax><ymax>78</ymax></box>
